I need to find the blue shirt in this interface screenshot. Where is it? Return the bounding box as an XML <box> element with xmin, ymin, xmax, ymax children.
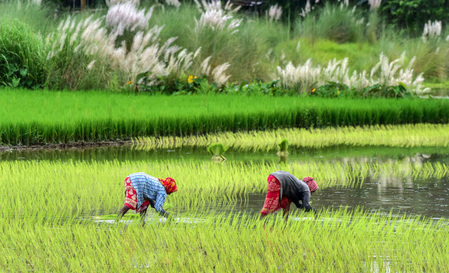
<box><xmin>129</xmin><ymin>172</ymin><xmax>167</xmax><ymax>213</ymax></box>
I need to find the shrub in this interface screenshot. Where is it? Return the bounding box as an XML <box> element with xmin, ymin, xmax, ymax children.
<box><xmin>0</xmin><ymin>19</ymin><xmax>46</xmax><ymax>89</ymax></box>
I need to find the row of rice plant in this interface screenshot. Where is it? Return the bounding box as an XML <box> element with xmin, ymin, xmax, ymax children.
<box><xmin>2</xmin><ymin>159</ymin><xmax>447</xmax><ymax>220</ymax></box>
<box><xmin>1</xmin><ymin>208</ymin><xmax>448</xmax><ymax>272</ymax></box>
<box><xmin>1</xmin><ymin>89</ymin><xmax>449</xmax><ymax>145</ymax></box>
<box><xmin>133</xmin><ymin>123</ymin><xmax>449</xmax><ymax>151</ymax></box>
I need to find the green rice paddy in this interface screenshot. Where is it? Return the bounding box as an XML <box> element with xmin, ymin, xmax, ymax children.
<box><xmin>2</xmin><ymin>159</ymin><xmax>448</xmax><ymax>220</ymax></box>
<box><xmin>2</xmin><ymin>129</ymin><xmax>449</xmax><ymax>271</ymax></box>
<box><xmin>2</xmin><ymin>90</ymin><xmax>449</xmax><ymax>271</ymax></box>
<box><xmin>133</xmin><ymin>123</ymin><xmax>449</xmax><ymax>150</ymax></box>
<box><xmin>1</xmin><ymin>89</ymin><xmax>449</xmax><ymax>145</ymax></box>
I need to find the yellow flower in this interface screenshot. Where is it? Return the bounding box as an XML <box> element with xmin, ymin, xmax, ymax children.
<box><xmin>127</xmin><ymin>81</ymin><xmax>132</xmax><ymax>85</ymax></box>
<box><xmin>188</xmin><ymin>75</ymin><xmax>194</xmax><ymax>84</ymax></box>
<box><xmin>311</xmin><ymin>88</ymin><xmax>316</xmax><ymax>93</ymax></box>
<box><xmin>338</xmin><ymin>91</ymin><xmax>340</xmax><ymax>94</ymax></box>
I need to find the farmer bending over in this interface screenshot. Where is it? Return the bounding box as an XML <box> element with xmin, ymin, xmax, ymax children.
<box><xmin>117</xmin><ymin>172</ymin><xmax>177</xmax><ymax>225</ymax></box>
<box><xmin>260</xmin><ymin>171</ymin><xmax>318</xmax><ymax>220</ymax></box>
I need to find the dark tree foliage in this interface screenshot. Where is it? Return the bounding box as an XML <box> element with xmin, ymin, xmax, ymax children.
<box><xmin>47</xmin><ymin>0</ymin><xmax>449</xmax><ymax>34</ymax></box>
<box><xmin>380</xmin><ymin>0</ymin><xmax>449</xmax><ymax>35</ymax></box>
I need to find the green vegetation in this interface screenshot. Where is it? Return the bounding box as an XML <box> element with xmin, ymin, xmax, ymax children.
<box><xmin>1</xmin><ymin>155</ymin><xmax>448</xmax><ymax>271</ymax></box>
<box><xmin>134</xmin><ymin>124</ymin><xmax>449</xmax><ymax>151</ymax></box>
<box><xmin>0</xmin><ymin>20</ymin><xmax>46</xmax><ymax>89</ymax></box>
<box><xmin>2</xmin><ymin>159</ymin><xmax>447</xmax><ymax>219</ymax></box>
<box><xmin>207</xmin><ymin>143</ymin><xmax>227</xmax><ymax>161</ymax></box>
<box><xmin>0</xmin><ymin>0</ymin><xmax>448</xmax><ymax>94</ymax></box>
<box><xmin>1</xmin><ymin>1</ymin><xmax>449</xmax><ymax>271</ymax></box>
<box><xmin>1</xmin><ymin>89</ymin><xmax>449</xmax><ymax>145</ymax></box>
<box><xmin>278</xmin><ymin>139</ymin><xmax>289</xmax><ymax>152</ymax></box>
<box><xmin>1</xmin><ymin>209</ymin><xmax>449</xmax><ymax>272</ymax></box>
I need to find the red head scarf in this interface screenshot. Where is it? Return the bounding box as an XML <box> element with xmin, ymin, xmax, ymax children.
<box><xmin>303</xmin><ymin>177</ymin><xmax>319</xmax><ymax>193</ymax></box>
<box><xmin>158</xmin><ymin>177</ymin><xmax>177</xmax><ymax>194</ymax></box>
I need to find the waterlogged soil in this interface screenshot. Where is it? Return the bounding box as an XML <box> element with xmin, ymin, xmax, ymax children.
<box><xmin>0</xmin><ymin>140</ymin><xmax>132</xmax><ymax>152</ymax></box>
<box><xmin>2</xmin><ymin>145</ymin><xmax>449</xmax><ymax>219</ymax></box>
<box><xmin>2</xmin><ymin>144</ymin><xmax>449</xmax><ymax>164</ymax></box>
<box><xmin>235</xmin><ymin>176</ymin><xmax>449</xmax><ymax>219</ymax></box>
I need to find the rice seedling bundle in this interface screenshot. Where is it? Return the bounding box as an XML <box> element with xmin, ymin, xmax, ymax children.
<box><xmin>1</xmin><ymin>159</ymin><xmax>447</xmax><ymax>220</ymax></box>
<box><xmin>0</xmin><ymin>209</ymin><xmax>448</xmax><ymax>272</ymax></box>
<box><xmin>134</xmin><ymin>123</ymin><xmax>449</xmax><ymax>151</ymax></box>
<box><xmin>1</xmin><ymin>89</ymin><xmax>449</xmax><ymax>145</ymax></box>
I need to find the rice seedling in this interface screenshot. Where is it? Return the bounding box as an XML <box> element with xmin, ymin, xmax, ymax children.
<box><xmin>278</xmin><ymin>138</ymin><xmax>289</xmax><ymax>153</ymax></box>
<box><xmin>0</xmin><ymin>208</ymin><xmax>448</xmax><ymax>272</ymax></box>
<box><xmin>133</xmin><ymin>123</ymin><xmax>449</xmax><ymax>151</ymax></box>
<box><xmin>1</xmin><ymin>158</ymin><xmax>447</xmax><ymax>221</ymax></box>
<box><xmin>207</xmin><ymin>143</ymin><xmax>227</xmax><ymax>162</ymax></box>
<box><xmin>276</xmin><ymin>138</ymin><xmax>289</xmax><ymax>163</ymax></box>
<box><xmin>1</xmin><ymin>89</ymin><xmax>449</xmax><ymax>146</ymax></box>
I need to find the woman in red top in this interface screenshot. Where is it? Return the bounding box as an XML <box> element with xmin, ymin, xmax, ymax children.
<box><xmin>260</xmin><ymin>171</ymin><xmax>319</xmax><ymax>220</ymax></box>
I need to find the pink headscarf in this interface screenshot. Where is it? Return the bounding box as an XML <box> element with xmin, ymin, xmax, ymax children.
<box><xmin>303</xmin><ymin>177</ymin><xmax>319</xmax><ymax>193</ymax></box>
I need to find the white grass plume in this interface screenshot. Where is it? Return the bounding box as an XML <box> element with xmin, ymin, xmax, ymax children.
<box><xmin>276</xmin><ymin>52</ymin><xmax>429</xmax><ymax>94</ymax></box>
<box><xmin>422</xmin><ymin>20</ymin><xmax>442</xmax><ymax>42</ymax></box>
<box><xmin>268</xmin><ymin>4</ymin><xmax>282</xmax><ymax>21</ymax></box>
<box><xmin>106</xmin><ymin>2</ymin><xmax>153</xmax><ymax>36</ymax></box>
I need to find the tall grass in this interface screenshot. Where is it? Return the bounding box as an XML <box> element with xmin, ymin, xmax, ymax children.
<box><xmin>1</xmin><ymin>90</ymin><xmax>449</xmax><ymax>145</ymax></box>
<box><xmin>2</xmin><ymin>0</ymin><xmax>449</xmax><ymax>90</ymax></box>
<box><xmin>0</xmin><ymin>0</ymin><xmax>58</xmax><ymax>35</ymax></box>
<box><xmin>296</xmin><ymin>3</ymin><xmax>364</xmax><ymax>44</ymax></box>
<box><xmin>0</xmin><ymin>20</ymin><xmax>46</xmax><ymax>89</ymax></box>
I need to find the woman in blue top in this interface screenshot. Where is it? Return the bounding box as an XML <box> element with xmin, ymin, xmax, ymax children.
<box><xmin>117</xmin><ymin>172</ymin><xmax>177</xmax><ymax>225</ymax></box>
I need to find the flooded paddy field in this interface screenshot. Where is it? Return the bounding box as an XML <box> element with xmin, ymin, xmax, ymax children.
<box><xmin>1</xmin><ymin>143</ymin><xmax>449</xmax><ymax>271</ymax></box>
<box><xmin>2</xmin><ymin>144</ymin><xmax>449</xmax><ymax>218</ymax></box>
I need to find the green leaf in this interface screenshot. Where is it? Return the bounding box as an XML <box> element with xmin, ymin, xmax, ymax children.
<box><xmin>12</xmin><ymin>78</ymin><xmax>20</xmax><ymax>88</ymax></box>
<box><xmin>19</xmin><ymin>68</ymin><xmax>27</xmax><ymax>77</ymax></box>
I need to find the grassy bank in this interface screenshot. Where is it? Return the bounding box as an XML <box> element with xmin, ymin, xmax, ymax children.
<box><xmin>1</xmin><ymin>90</ymin><xmax>449</xmax><ymax>145</ymax></box>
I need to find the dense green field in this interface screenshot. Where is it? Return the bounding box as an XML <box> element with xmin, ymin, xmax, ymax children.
<box><xmin>2</xmin><ymin>210</ymin><xmax>448</xmax><ymax>272</ymax></box>
<box><xmin>2</xmin><ymin>159</ymin><xmax>447</xmax><ymax>219</ymax></box>
<box><xmin>1</xmin><ymin>159</ymin><xmax>448</xmax><ymax>272</ymax></box>
<box><xmin>1</xmin><ymin>89</ymin><xmax>449</xmax><ymax>145</ymax></box>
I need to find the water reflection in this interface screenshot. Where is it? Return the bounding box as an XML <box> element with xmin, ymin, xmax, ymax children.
<box><xmin>1</xmin><ymin>144</ymin><xmax>449</xmax><ymax>218</ymax></box>
<box><xmin>1</xmin><ymin>145</ymin><xmax>448</xmax><ymax>164</ymax></box>
<box><xmin>229</xmin><ymin>176</ymin><xmax>449</xmax><ymax>218</ymax></box>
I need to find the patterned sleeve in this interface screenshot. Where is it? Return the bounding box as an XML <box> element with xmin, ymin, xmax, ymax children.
<box><xmin>153</xmin><ymin>189</ymin><xmax>167</xmax><ymax>212</ymax></box>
